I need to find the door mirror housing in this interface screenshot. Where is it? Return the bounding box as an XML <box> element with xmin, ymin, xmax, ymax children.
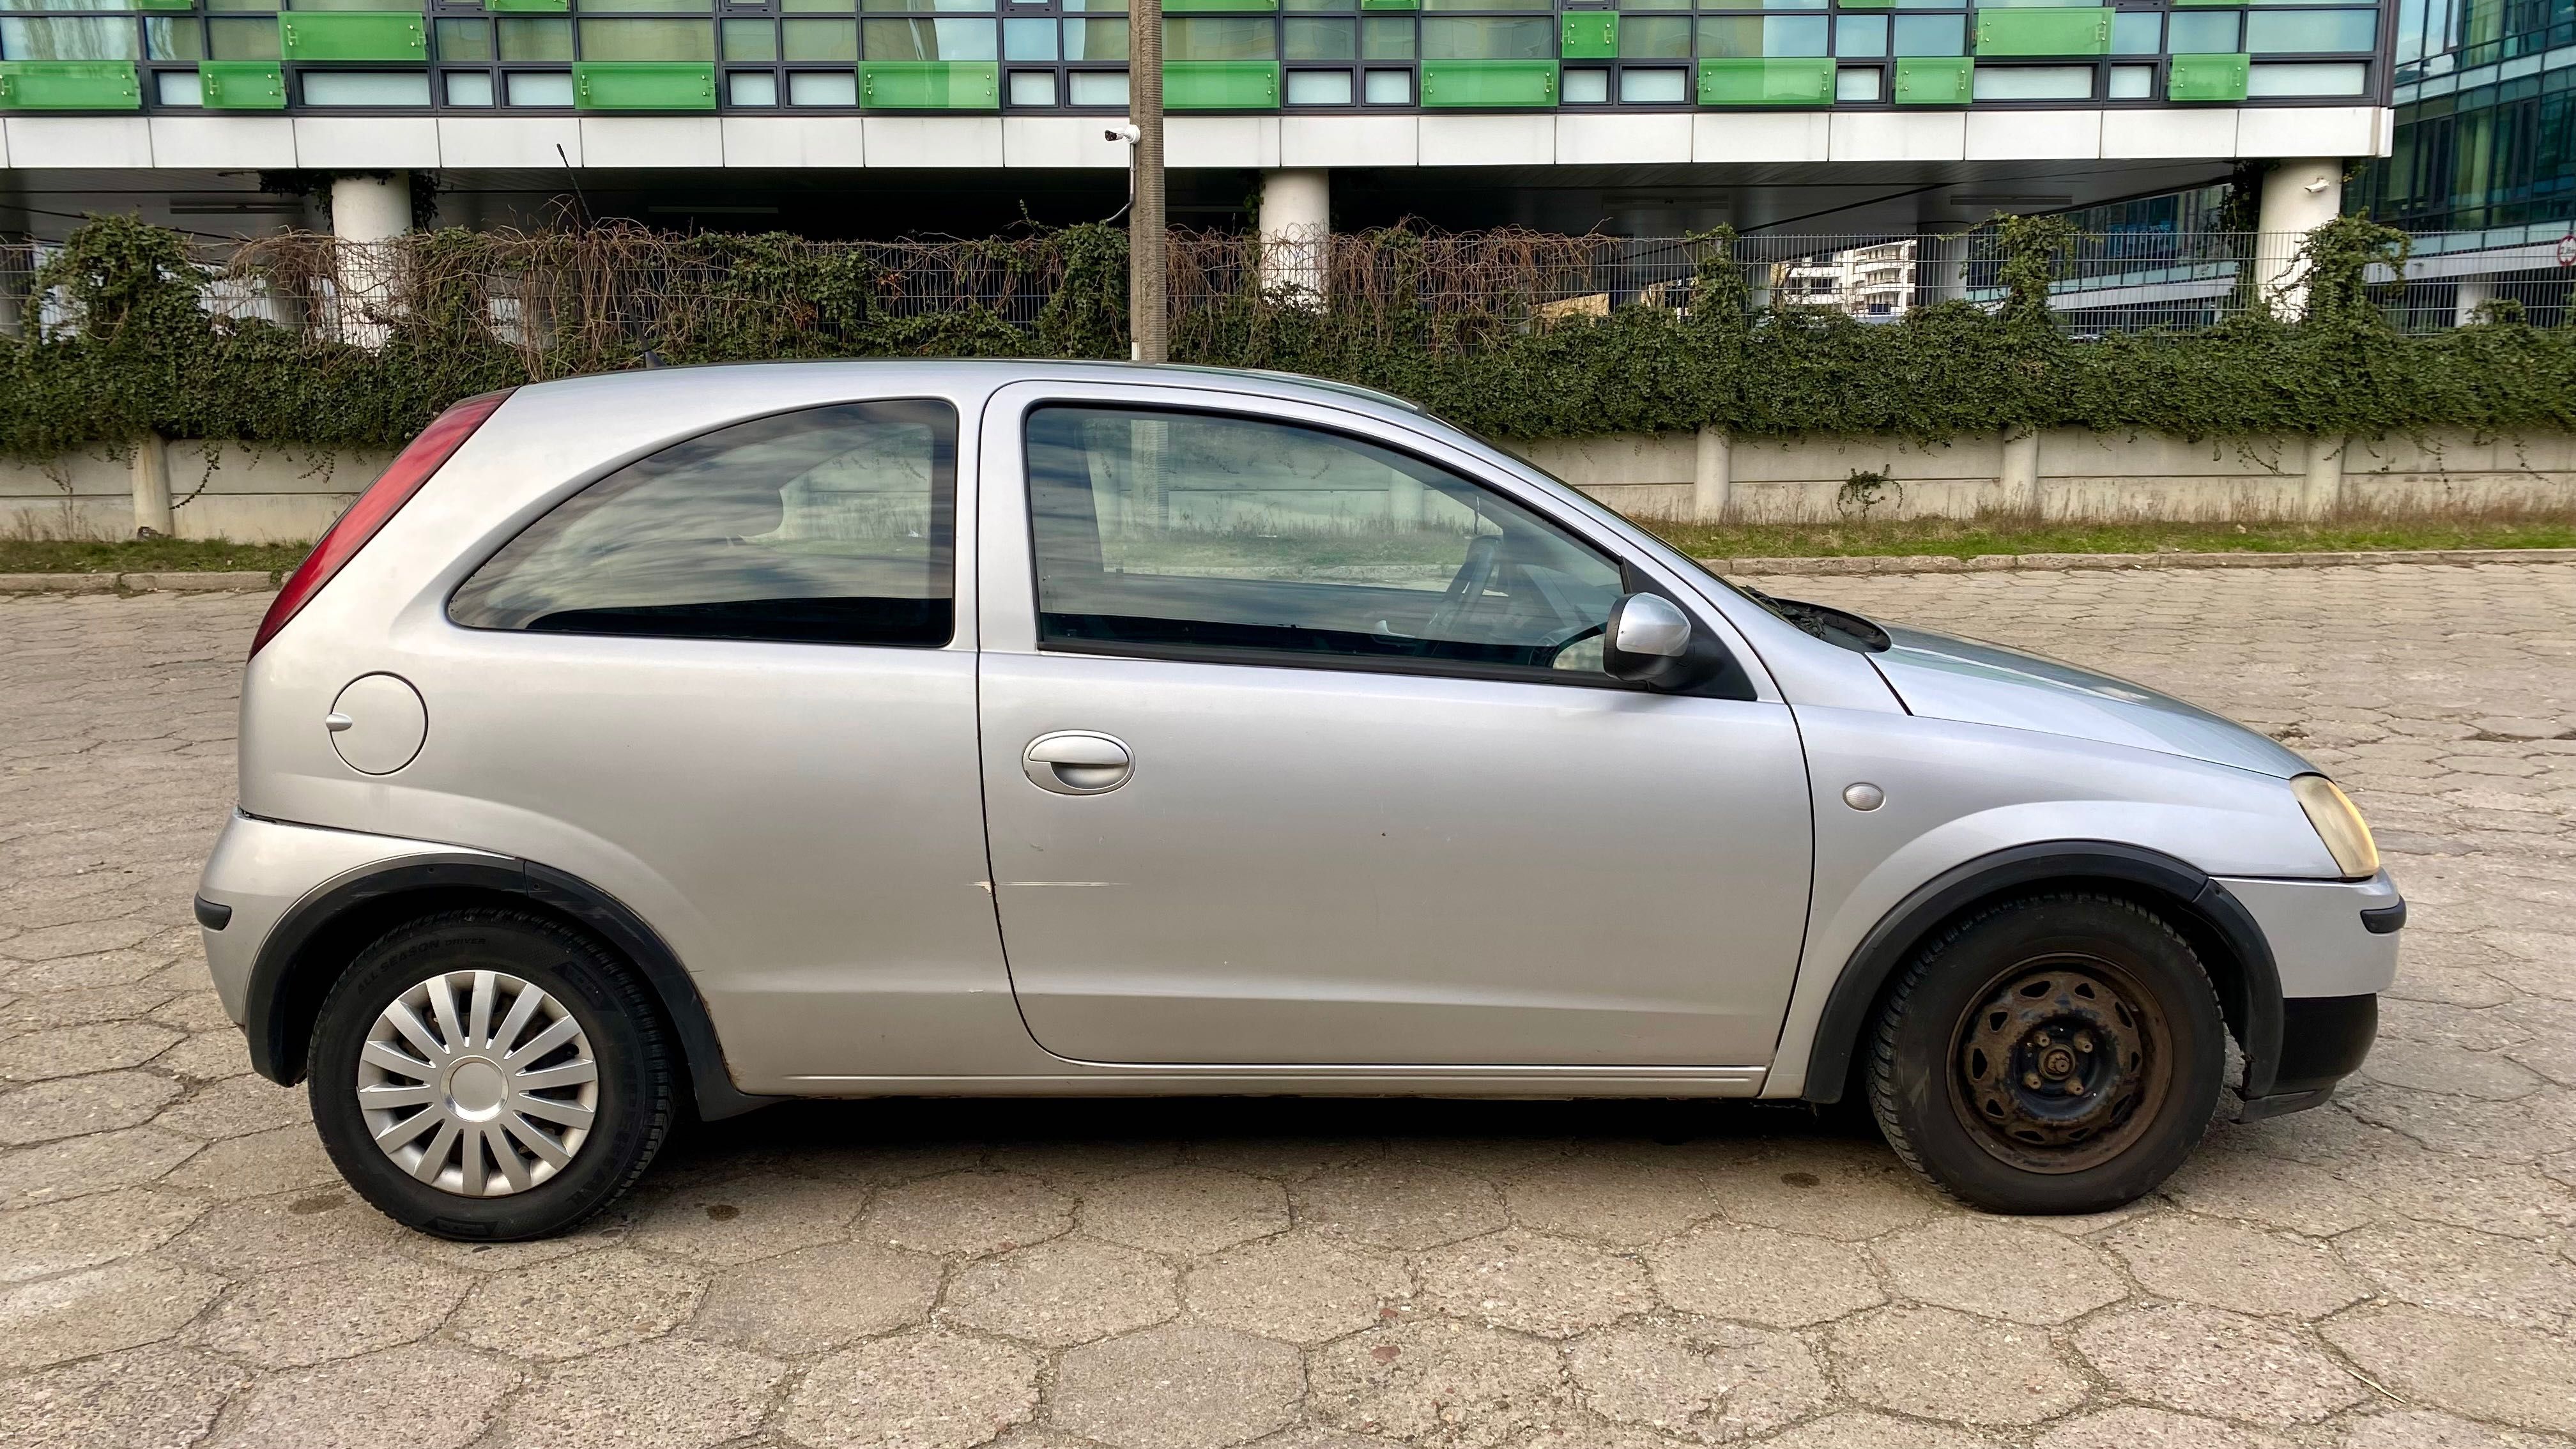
<box><xmin>1603</xmin><ymin>592</ymin><xmax>1722</xmax><ymax>691</ymax></box>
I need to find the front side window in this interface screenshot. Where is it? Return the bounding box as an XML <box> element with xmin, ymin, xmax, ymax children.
<box><xmin>1025</xmin><ymin>406</ymin><xmax>1625</xmax><ymax>680</ymax></box>
<box><xmin>449</xmin><ymin>399</ymin><xmax>956</xmax><ymax>647</ymax></box>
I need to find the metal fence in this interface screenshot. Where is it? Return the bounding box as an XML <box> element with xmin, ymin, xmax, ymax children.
<box><xmin>3</xmin><ymin>222</ymin><xmax>2570</xmax><ymax>354</ymax></box>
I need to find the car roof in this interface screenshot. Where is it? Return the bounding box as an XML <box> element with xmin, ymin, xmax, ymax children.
<box><xmin>511</xmin><ymin>358</ymin><xmax>1425</xmax><ymax>419</ymax></box>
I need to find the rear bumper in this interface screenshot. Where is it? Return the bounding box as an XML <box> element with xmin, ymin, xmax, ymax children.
<box><xmin>194</xmin><ymin>811</ymin><xmax>510</xmax><ymax>1027</ymax></box>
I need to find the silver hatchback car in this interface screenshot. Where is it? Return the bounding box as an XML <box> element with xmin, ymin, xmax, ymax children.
<box><xmin>197</xmin><ymin>362</ymin><xmax>2400</xmax><ymax>1239</ymax></box>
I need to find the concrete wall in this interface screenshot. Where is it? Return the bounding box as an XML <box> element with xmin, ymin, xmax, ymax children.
<box><xmin>1</xmin><ymin>443</ymin><xmax>395</xmax><ymax>544</ymax></box>
<box><xmin>7</xmin><ymin>429</ymin><xmax>2570</xmax><ymax>544</ymax></box>
<box><xmin>1524</xmin><ymin>428</ymin><xmax>2576</xmax><ymax>523</ymax></box>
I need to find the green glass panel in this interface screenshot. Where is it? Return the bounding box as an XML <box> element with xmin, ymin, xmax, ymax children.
<box><xmin>1165</xmin><ymin>13</ymin><xmax>1273</xmax><ymax>54</ymax></box>
<box><xmin>1970</xmin><ymin>6</ymin><xmax>2110</xmax><ymax>54</ymax></box>
<box><xmin>1165</xmin><ymin>0</ymin><xmax>1276</xmax><ymax>10</ymax></box>
<box><xmin>1164</xmin><ymin>54</ymin><xmax>1276</xmax><ymax>102</ymax></box>
<box><xmin>1284</xmin><ymin>15</ymin><xmax>1353</xmax><ymax>56</ymax></box>
<box><xmin>1063</xmin><ymin>15</ymin><xmax>1124</xmax><ymax>55</ymax></box>
<box><xmin>1420</xmin><ymin>14</ymin><xmax>1548</xmax><ymax>55</ymax></box>
<box><xmin>1621</xmin><ymin>12</ymin><xmax>1687</xmax><ymax>52</ymax></box>
<box><xmin>277</xmin><ymin>10</ymin><xmax>424</xmax><ymax>60</ymax></box>
<box><xmin>1418</xmin><ymin>55</ymin><xmax>1552</xmax><ymax>101</ymax></box>
<box><xmin>198</xmin><ymin>56</ymin><xmax>283</xmax><ymax>104</ymax></box>
<box><xmin>134</xmin><ymin>0</ymin><xmax>191</xmax><ymax>12</ymax></box>
<box><xmin>858</xmin><ymin>54</ymin><xmax>997</xmax><ymax>101</ymax></box>
<box><xmin>284</xmin><ymin>0</ymin><xmax>415</xmax><ymax>10</ymax></box>
<box><xmin>0</xmin><ymin>17</ymin><xmax>139</xmax><ymax>59</ymax></box>
<box><xmin>145</xmin><ymin>18</ymin><xmax>204</xmax><ymax>57</ymax></box>
<box><xmin>782</xmin><ymin>16</ymin><xmax>855</xmax><ymax>54</ymax></box>
<box><xmin>435</xmin><ymin>18</ymin><xmax>493</xmax><ymax>58</ymax></box>
<box><xmin>2166</xmin><ymin>48</ymin><xmax>2247</xmax><ymax>97</ymax></box>
<box><xmin>486</xmin><ymin>0</ymin><xmax>569</xmax><ymax>11</ymax></box>
<box><xmin>719</xmin><ymin>16</ymin><xmax>773</xmax><ymax>54</ymax></box>
<box><xmin>577</xmin><ymin>0</ymin><xmax>713</xmax><ymax>10</ymax></box>
<box><xmin>1422</xmin><ymin>0</ymin><xmax>1548</xmax><ymax>8</ymax></box>
<box><xmin>1560</xmin><ymin>8</ymin><xmax>1616</xmax><ymax>54</ymax></box>
<box><xmin>1357</xmin><ymin>0</ymin><xmax>1414</xmax><ymax>9</ymax></box>
<box><xmin>579</xmin><ymin>17</ymin><xmax>714</xmax><ymax>58</ymax></box>
<box><xmin>0</xmin><ymin>58</ymin><xmax>139</xmax><ymax>106</ymax></box>
<box><xmin>1891</xmin><ymin>50</ymin><xmax>1965</xmax><ymax>98</ymax></box>
<box><xmin>1285</xmin><ymin>0</ymin><xmax>1353</xmax><ymax>10</ymax></box>
<box><xmin>862</xmin><ymin>15</ymin><xmax>993</xmax><ymax>55</ymax></box>
<box><xmin>206</xmin><ymin>15</ymin><xmax>276</xmax><ymax>56</ymax></box>
<box><xmin>1693</xmin><ymin>52</ymin><xmax>1828</xmax><ymax>100</ymax></box>
<box><xmin>2244</xmin><ymin>6</ymin><xmax>2373</xmax><ymax>50</ymax></box>
<box><xmin>571</xmin><ymin>57</ymin><xmax>713</xmax><ymax>105</ymax></box>
<box><xmin>498</xmin><ymin>15</ymin><xmax>571</xmax><ymax>56</ymax></box>
<box><xmin>1359</xmin><ymin>13</ymin><xmax>1409</xmax><ymax>50</ymax></box>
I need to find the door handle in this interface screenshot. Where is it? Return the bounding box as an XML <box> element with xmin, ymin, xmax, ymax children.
<box><xmin>1023</xmin><ymin>732</ymin><xmax>1131</xmax><ymax>795</ymax></box>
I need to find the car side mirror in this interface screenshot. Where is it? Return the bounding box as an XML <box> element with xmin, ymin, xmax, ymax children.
<box><xmin>1603</xmin><ymin>592</ymin><xmax>1714</xmax><ymax>689</ymax></box>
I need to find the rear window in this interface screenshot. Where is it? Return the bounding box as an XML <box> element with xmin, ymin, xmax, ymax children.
<box><xmin>447</xmin><ymin>399</ymin><xmax>957</xmax><ymax>647</ymax></box>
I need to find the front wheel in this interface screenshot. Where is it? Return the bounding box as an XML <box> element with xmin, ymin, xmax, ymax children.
<box><xmin>308</xmin><ymin>908</ymin><xmax>676</xmax><ymax>1240</ymax></box>
<box><xmin>1866</xmin><ymin>894</ymin><xmax>2227</xmax><ymax>1215</ymax></box>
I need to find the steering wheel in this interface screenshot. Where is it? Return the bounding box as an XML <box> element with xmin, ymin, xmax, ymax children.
<box><xmin>1423</xmin><ymin>535</ymin><xmax>1501</xmax><ymax>640</ymax></box>
<box><xmin>1538</xmin><ymin>621</ymin><xmax>1605</xmax><ymax>669</ymax></box>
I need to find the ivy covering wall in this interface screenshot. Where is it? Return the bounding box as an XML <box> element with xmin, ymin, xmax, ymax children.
<box><xmin>1</xmin><ymin>212</ymin><xmax>2570</xmax><ymax>461</ymax></box>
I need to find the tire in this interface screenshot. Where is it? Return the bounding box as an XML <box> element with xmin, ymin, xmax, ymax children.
<box><xmin>308</xmin><ymin>908</ymin><xmax>676</xmax><ymax>1240</ymax></box>
<box><xmin>1865</xmin><ymin>893</ymin><xmax>2226</xmax><ymax>1215</ymax></box>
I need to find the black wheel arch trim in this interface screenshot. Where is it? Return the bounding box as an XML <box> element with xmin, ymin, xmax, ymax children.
<box><xmin>1798</xmin><ymin>841</ymin><xmax>2287</xmax><ymax>1105</ymax></box>
<box><xmin>243</xmin><ymin>853</ymin><xmax>774</xmax><ymax>1121</ymax></box>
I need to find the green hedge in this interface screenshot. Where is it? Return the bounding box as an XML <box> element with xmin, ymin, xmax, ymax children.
<box><xmin>3</xmin><ymin>212</ymin><xmax>2570</xmax><ymax>460</ymax></box>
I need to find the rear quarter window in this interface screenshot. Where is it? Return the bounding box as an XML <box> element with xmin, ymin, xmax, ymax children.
<box><xmin>447</xmin><ymin>399</ymin><xmax>958</xmax><ymax>647</ymax></box>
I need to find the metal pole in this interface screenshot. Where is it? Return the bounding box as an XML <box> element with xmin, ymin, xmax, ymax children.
<box><xmin>1129</xmin><ymin>0</ymin><xmax>1167</xmax><ymax>363</ymax></box>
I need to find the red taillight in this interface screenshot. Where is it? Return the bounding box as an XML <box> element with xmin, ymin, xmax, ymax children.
<box><xmin>250</xmin><ymin>389</ymin><xmax>514</xmax><ymax>659</ymax></box>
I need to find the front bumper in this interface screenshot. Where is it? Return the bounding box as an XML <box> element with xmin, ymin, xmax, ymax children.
<box><xmin>2215</xmin><ymin>871</ymin><xmax>2400</xmax><ymax>1119</ymax></box>
<box><xmin>2239</xmin><ymin>993</ymin><xmax>2379</xmax><ymax>1119</ymax></box>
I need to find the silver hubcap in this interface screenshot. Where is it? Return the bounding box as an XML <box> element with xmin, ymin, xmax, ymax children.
<box><xmin>358</xmin><ymin>970</ymin><xmax>598</xmax><ymax>1198</ymax></box>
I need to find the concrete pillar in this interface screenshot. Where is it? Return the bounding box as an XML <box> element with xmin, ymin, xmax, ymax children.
<box><xmin>2255</xmin><ymin>158</ymin><xmax>2344</xmax><ymax>318</ymax></box>
<box><xmin>1257</xmin><ymin>168</ymin><xmax>1330</xmax><ymax>305</ymax></box>
<box><xmin>2000</xmin><ymin>427</ymin><xmax>2043</xmax><ymax>515</ymax></box>
<box><xmin>131</xmin><ymin>434</ymin><xmax>172</xmax><ymax>539</ymax></box>
<box><xmin>2454</xmin><ymin>277</ymin><xmax>2494</xmax><ymax>326</ymax></box>
<box><xmin>2302</xmin><ymin>434</ymin><xmax>2345</xmax><ymax>519</ymax></box>
<box><xmin>329</xmin><ymin>172</ymin><xmax>412</xmax><ymax>346</ymax></box>
<box><xmin>1920</xmin><ymin>234</ymin><xmax>1967</xmax><ymax>309</ymax></box>
<box><xmin>1692</xmin><ymin>425</ymin><xmax>1732</xmax><ymax>523</ymax></box>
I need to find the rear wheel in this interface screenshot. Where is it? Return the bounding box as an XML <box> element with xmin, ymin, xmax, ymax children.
<box><xmin>308</xmin><ymin>908</ymin><xmax>675</xmax><ymax>1240</ymax></box>
<box><xmin>1866</xmin><ymin>893</ymin><xmax>2226</xmax><ymax>1214</ymax></box>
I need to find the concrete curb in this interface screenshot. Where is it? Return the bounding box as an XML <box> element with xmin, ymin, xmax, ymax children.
<box><xmin>1708</xmin><ymin>547</ymin><xmax>2576</xmax><ymax>576</ymax></box>
<box><xmin>4</xmin><ymin>548</ymin><xmax>2575</xmax><ymax>596</ymax></box>
<box><xmin>0</xmin><ymin>570</ymin><xmax>277</xmax><ymax>595</ymax></box>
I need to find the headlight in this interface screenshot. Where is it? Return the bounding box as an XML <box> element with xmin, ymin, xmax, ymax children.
<box><xmin>2292</xmin><ymin>774</ymin><xmax>2380</xmax><ymax>879</ymax></box>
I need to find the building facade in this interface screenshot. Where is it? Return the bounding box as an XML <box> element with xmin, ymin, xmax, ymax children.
<box><xmin>0</xmin><ymin>0</ymin><xmax>2393</xmax><ymax>269</ymax></box>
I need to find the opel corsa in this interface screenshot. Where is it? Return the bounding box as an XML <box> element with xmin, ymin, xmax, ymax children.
<box><xmin>195</xmin><ymin>362</ymin><xmax>2401</xmax><ymax>1239</ymax></box>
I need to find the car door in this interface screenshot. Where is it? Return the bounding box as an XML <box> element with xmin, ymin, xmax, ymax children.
<box><xmin>411</xmin><ymin>394</ymin><xmax>1016</xmax><ymax>1093</ymax></box>
<box><xmin>975</xmin><ymin>381</ymin><xmax>1815</xmax><ymax>1068</ymax></box>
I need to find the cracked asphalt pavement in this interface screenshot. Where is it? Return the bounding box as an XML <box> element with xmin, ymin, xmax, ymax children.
<box><xmin>3</xmin><ymin>563</ymin><xmax>2573</xmax><ymax>1449</ymax></box>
